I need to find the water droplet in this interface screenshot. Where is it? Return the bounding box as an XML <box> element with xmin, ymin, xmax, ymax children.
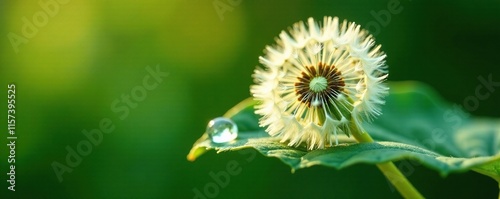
<box><xmin>207</xmin><ymin>117</ymin><xmax>238</xmax><ymax>143</ymax></box>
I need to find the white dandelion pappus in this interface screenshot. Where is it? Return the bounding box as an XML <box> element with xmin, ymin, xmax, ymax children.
<box><xmin>251</xmin><ymin>16</ymin><xmax>388</xmax><ymax>150</ymax></box>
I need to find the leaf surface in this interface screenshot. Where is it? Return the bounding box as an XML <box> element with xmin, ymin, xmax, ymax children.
<box><xmin>188</xmin><ymin>81</ymin><xmax>500</xmax><ymax>181</ymax></box>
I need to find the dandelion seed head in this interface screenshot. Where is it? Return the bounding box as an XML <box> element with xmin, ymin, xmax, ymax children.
<box><xmin>251</xmin><ymin>16</ymin><xmax>388</xmax><ymax>150</ymax></box>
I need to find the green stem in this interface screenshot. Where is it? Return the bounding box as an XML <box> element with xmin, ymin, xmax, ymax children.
<box><xmin>223</xmin><ymin>97</ymin><xmax>257</xmax><ymax>118</ymax></box>
<box><xmin>350</xmin><ymin>123</ymin><xmax>424</xmax><ymax>199</ymax></box>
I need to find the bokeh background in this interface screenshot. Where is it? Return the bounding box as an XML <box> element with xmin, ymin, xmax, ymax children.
<box><xmin>1</xmin><ymin>0</ymin><xmax>500</xmax><ymax>198</ymax></box>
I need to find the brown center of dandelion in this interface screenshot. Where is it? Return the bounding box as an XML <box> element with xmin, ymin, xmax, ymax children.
<box><xmin>294</xmin><ymin>63</ymin><xmax>345</xmax><ymax>107</ymax></box>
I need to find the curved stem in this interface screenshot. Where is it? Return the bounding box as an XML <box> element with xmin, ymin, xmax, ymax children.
<box><xmin>223</xmin><ymin>97</ymin><xmax>257</xmax><ymax>118</ymax></box>
<box><xmin>350</xmin><ymin>123</ymin><xmax>424</xmax><ymax>199</ymax></box>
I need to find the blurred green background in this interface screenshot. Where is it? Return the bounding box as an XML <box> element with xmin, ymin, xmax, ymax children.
<box><xmin>1</xmin><ymin>0</ymin><xmax>499</xmax><ymax>198</ymax></box>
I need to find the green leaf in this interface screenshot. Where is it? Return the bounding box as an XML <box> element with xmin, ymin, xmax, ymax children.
<box><xmin>187</xmin><ymin>81</ymin><xmax>500</xmax><ymax>182</ymax></box>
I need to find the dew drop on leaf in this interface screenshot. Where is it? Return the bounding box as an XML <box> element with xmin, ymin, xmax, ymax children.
<box><xmin>207</xmin><ymin>117</ymin><xmax>238</xmax><ymax>143</ymax></box>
